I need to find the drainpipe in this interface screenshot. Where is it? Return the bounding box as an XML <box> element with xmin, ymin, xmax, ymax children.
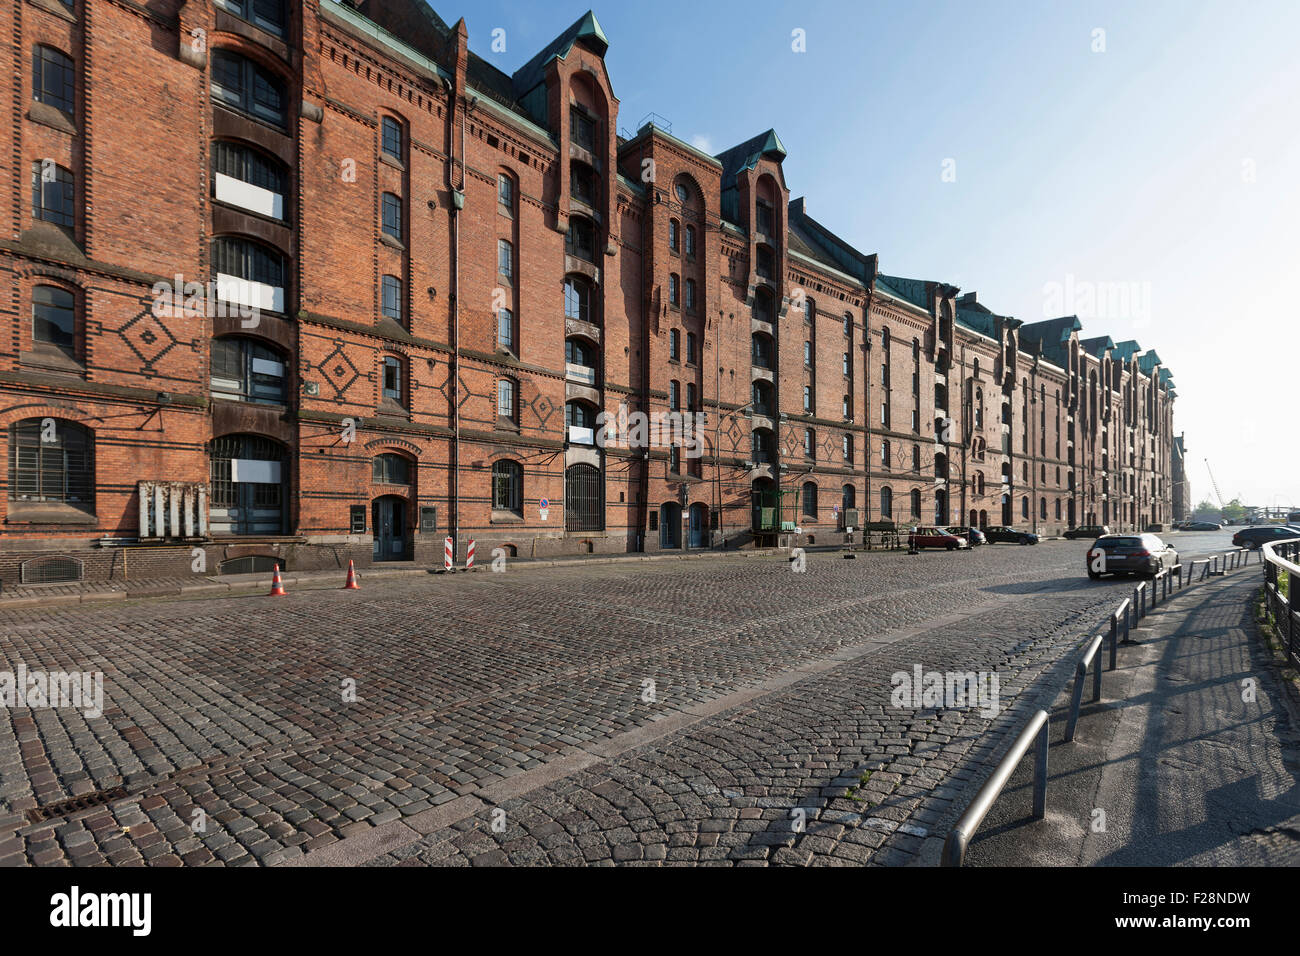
<box><xmin>448</xmin><ymin>86</ymin><xmax>474</xmax><ymax>558</ymax></box>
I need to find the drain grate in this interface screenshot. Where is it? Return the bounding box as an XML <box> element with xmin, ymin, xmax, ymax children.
<box><xmin>25</xmin><ymin>787</ymin><xmax>128</xmax><ymax>824</ymax></box>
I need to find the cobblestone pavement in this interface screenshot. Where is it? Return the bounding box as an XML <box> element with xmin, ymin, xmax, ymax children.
<box><xmin>0</xmin><ymin>536</ymin><xmax>1239</xmax><ymax>866</ymax></box>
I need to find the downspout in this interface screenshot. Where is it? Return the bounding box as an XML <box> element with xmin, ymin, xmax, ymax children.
<box><xmin>448</xmin><ymin>83</ymin><xmax>473</xmax><ymax>558</ymax></box>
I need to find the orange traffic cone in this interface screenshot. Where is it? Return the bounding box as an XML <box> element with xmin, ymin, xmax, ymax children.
<box><xmin>269</xmin><ymin>564</ymin><xmax>287</xmax><ymax>597</ymax></box>
<box><xmin>343</xmin><ymin>560</ymin><xmax>361</xmax><ymax>590</ymax></box>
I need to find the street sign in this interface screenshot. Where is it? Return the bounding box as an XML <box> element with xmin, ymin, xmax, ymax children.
<box><xmin>540</xmin><ymin>498</ymin><xmax>550</xmax><ymax>521</ymax></box>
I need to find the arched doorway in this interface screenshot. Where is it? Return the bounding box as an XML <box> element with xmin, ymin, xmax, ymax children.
<box><xmin>968</xmin><ymin>509</ymin><xmax>977</xmax><ymax>528</ymax></box>
<box><xmin>978</xmin><ymin>509</ymin><xmax>988</xmax><ymax>528</ymax></box>
<box><xmin>372</xmin><ymin>494</ymin><xmax>408</xmax><ymax>561</ymax></box>
<box><xmin>660</xmin><ymin>502</ymin><xmax>682</xmax><ymax>549</ymax></box>
<box><xmin>688</xmin><ymin>502</ymin><xmax>708</xmax><ymax>549</ymax></box>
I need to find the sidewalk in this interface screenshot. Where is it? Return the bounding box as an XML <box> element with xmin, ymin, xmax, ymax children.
<box><xmin>0</xmin><ymin>546</ymin><xmax>785</xmax><ymax>610</ymax></box>
<box><xmin>957</xmin><ymin>570</ymin><xmax>1300</xmax><ymax>866</ymax></box>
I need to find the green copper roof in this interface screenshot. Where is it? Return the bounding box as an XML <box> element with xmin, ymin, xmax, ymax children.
<box><xmin>1137</xmin><ymin>350</ymin><xmax>1164</xmax><ymax>373</ymax></box>
<box><xmin>715</xmin><ymin>129</ymin><xmax>788</xmax><ymax>181</ymax></box>
<box><xmin>1079</xmin><ymin>335</ymin><xmax>1115</xmax><ymax>357</ymax></box>
<box><xmin>1112</xmin><ymin>340</ymin><xmax>1142</xmax><ymax>362</ymax></box>
<box><xmin>511</xmin><ymin>10</ymin><xmax>609</xmax><ymax>102</ymax></box>
<box><xmin>956</xmin><ymin>308</ymin><xmax>997</xmax><ymax>339</ymax></box>
<box><xmin>876</xmin><ymin>274</ymin><xmax>930</xmax><ymax>311</ymax></box>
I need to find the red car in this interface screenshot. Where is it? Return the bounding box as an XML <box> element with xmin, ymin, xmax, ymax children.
<box><xmin>908</xmin><ymin>526</ymin><xmax>969</xmax><ymax>551</ymax></box>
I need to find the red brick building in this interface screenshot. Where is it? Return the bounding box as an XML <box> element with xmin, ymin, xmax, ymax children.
<box><xmin>0</xmin><ymin>0</ymin><xmax>1177</xmax><ymax>586</ymax></box>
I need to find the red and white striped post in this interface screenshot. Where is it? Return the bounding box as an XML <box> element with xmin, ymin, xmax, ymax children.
<box><xmin>444</xmin><ymin>536</ymin><xmax>454</xmax><ymax>571</ymax></box>
<box><xmin>465</xmin><ymin>538</ymin><xmax>476</xmax><ymax>570</ymax></box>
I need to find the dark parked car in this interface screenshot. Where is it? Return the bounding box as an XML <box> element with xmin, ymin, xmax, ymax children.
<box><xmin>946</xmin><ymin>526</ymin><xmax>987</xmax><ymax>546</ymax></box>
<box><xmin>908</xmin><ymin>526</ymin><xmax>969</xmax><ymax>551</ymax></box>
<box><xmin>1232</xmin><ymin>526</ymin><xmax>1300</xmax><ymax>550</ymax></box>
<box><xmin>983</xmin><ymin>526</ymin><xmax>1039</xmax><ymax>545</ymax></box>
<box><xmin>1087</xmin><ymin>533</ymin><xmax>1178</xmax><ymax>579</ymax></box>
<box><xmin>1064</xmin><ymin>525</ymin><xmax>1109</xmax><ymax>540</ymax></box>
<box><xmin>1184</xmin><ymin>521</ymin><xmax>1222</xmax><ymax>531</ymax></box>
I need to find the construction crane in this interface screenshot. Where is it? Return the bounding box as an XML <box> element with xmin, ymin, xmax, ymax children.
<box><xmin>1204</xmin><ymin>459</ymin><xmax>1226</xmax><ymax>511</ymax></box>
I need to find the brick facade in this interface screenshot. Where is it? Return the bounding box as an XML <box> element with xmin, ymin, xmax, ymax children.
<box><xmin>0</xmin><ymin>0</ymin><xmax>1178</xmax><ymax>586</ymax></box>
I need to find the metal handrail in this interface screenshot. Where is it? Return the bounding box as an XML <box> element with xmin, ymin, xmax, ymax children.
<box><xmin>941</xmin><ymin>708</ymin><xmax>1049</xmax><ymax>867</ymax></box>
<box><xmin>1262</xmin><ymin>537</ymin><xmax>1300</xmax><ymax>669</ymax></box>
<box><xmin>1109</xmin><ymin>597</ymin><xmax>1132</xmax><ymax>667</ymax></box>
<box><xmin>1064</xmin><ymin>633</ymin><xmax>1104</xmax><ymax>742</ymax></box>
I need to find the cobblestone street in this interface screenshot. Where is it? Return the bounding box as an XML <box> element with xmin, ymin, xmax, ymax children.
<box><xmin>0</xmin><ymin>538</ymin><xmax>1225</xmax><ymax>866</ymax></box>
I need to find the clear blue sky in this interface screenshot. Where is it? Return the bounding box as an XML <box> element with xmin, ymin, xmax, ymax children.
<box><xmin>447</xmin><ymin>0</ymin><xmax>1300</xmax><ymax>512</ymax></box>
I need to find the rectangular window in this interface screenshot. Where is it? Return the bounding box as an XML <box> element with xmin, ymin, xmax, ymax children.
<box><xmin>497</xmin><ymin>379</ymin><xmax>516</xmax><ymax>420</ymax></box>
<box><xmin>32</xmin><ymin>162</ymin><xmax>74</xmax><ymax>228</ymax></box>
<box><xmin>669</xmin><ymin>380</ymin><xmax>679</xmax><ymax>411</ymax></box>
<box><xmin>803</xmin><ymin>386</ymin><xmax>812</xmax><ymax>413</ymax></box>
<box><xmin>381</xmin><ymin>275</ymin><xmax>402</xmax><ymax>322</ymax></box>
<box><xmin>498</xmin><ymin>240</ymin><xmax>513</xmax><ymax>279</ymax></box>
<box><xmin>382</xmin><ymin>358</ymin><xmax>403</xmax><ymax>404</ymax></box>
<box><xmin>381</xmin><ymin>116</ymin><xmax>403</xmax><ymax>159</ymax></box>
<box><xmin>497</xmin><ymin>309</ymin><xmax>514</xmax><ymax>352</ymax></box>
<box><xmin>571</xmin><ymin>109</ymin><xmax>596</xmax><ymax>151</ymax></box>
<box><xmin>498</xmin><ymin>174</ymin><xmax>513</xmax><ymax>210</ymax></box>
<box><xmin>381</xmin><ymin>193</ymin><xmax>402</xmax><ymax>240</ymax></box>
<box><xmin>33</xmin><ymin>47</ymin><xmax>75</xmax><ymax>116</ymax></box>
<box><xmin>804</xmin><ymin>429</ymin><xmax>815</xmax><ymax>459</ymax></box>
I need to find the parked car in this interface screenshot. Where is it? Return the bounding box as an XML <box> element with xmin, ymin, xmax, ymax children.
<box><xmin>1064</xmin><ymin>525</ymin><xmax>1109</xmax><ymax>540</ymax></box>
<box><xmin>983</xmin><ymin>526</ymin><xmax>1039</xmax><ymax>545</ymax></box>
<box><xmin>946</xmin><ymin>526</ymin><xmax>987</xmax><ymax>546</ymax></box>
<box><xmin>908</xmin><ymin>526</ymin><xmax>969</xmax><ymax>551</ymax></box>
<box><xmin>1087</xmin><ymin>533</ymin><xmax>1178</xmax><ymax>579</ymax></box>
<box><xmin>1184</xmin><ymin>521</ymin><xmax>1222</xmax><ymax>531</ymax></box>
<box><xmin>1232</xmin><ymin>526</ymin><xmax>1300</xmax><ymax>550</ymax></box>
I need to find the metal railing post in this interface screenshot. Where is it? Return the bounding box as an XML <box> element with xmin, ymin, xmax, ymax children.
<box><xmin>1065</xmin><ymin>634</ymin><xmax>1104</xmax><ymax>743</ymax></box>
<box><xmin>941</xmin><ymin>709</ymin><xmax>1050</xmax><ymax>867</ymax></box>
<box><xmin>1109</xmin><ymin>611</ymin><xmax>1118</xmax><ymax>671</ymax></box>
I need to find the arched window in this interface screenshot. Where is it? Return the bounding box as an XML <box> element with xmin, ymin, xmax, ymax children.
<box><xmin>211</xmin><ymin>336</ymin><xmax>287</xmax><ymax>405</ymax></box>
<box><xmin>668</xmin><ymin>328</ymin><xmax>680</xmax><ymax>361</ymax></box>
<box><xmin>564</xmin><ymin>276</ymin><xmax>592</xmax><ymax>324</ymax></box>
<box><xmin>801</xmin><ymin>481</ymin><xmax>818</xmax><ymax>519</ymax></box>
<box><xmin>373</xmin><ymin>453</ymin><xmax>411</xmax><ymax>485</ymax></box>
<box><xmin>754</xmin><ymin>287</ymin><xmax>775</xmax><ymax>324</ymax></box>
<box><xmin>497</xmin><ymin>172</ymin><xmax>514</xmax><ymax>210</ymax></box>
<box><xmin>668</xmin><ymin>273</ymin><xmax>679</xmax><ymax>307</ymax></box>
<box><xmin>910</xmin><ymin>488</ymin><xmax>922</xmax><ymax>519</ymax></box>
<box><xmin>492</xmin><ymin>460</ymin><xmax>523</xmax><ymax>514</ymax></box>
<box><xmin>685</xmin><ymin>278</ymin><xmax>697</xmax><ymax>313</ymax></box>
<box><xmin>684</xmin><ymin>225</ymin><xmax>696</xmax><ymax>257</ymax></box>
<box><xmin>212</xmin><ymin>236</ymin><xmax>285</xmax><ymax>313</ymax></box>
<box><xmin>842</xmin><ymin>484</ymin><xmax>856</xmax><ymax>511</ymax></box>
<box><xmin>566</xmin><ymin>401</ymin><xmax>596</xmax><ymax>444</ymax></box>
<box><xmin>211</xmin><ymin>49</ymin><xmax>287</xmax><ymax>127</ymax></box>
<box><xmin>805</xmin><ymin>297</ymin><xmax>816</xmax><ymax>324</ymax></box>
<box><xmin>32</xmin><ymin>46</ymin><xmax>74</xmax><ymax>115</ymax></box>
<box><xmin>669</xmin><ymin>219</ymin><xmax>680</xmax><ymax>253</ymax></box>
<box><xmin>751</xmin><ymin>332</ymin><xmax>773</xmax><ymax>369</ymax></box>
<box><xmin>31</xmin><ymin>161</ymin><xmax>74</xmax><ymax>228</ymax></box>
<box><xmin>33</xmin><ymin>285</ymin><xmax>76</xmax><ymax>356</ymax></box>
<box><xmin>686</xmin><ymin>332</ymin><xmax>697</xmax><ymax>364</ymax></box>
<box><xmin>8</xmin><ymin>419</ymin><xmax>93</xmax><ymax>511</ymax></box>
<box><xmin>912</xmin><ymin>444</ymin><xmax>921</xmax><ymax>472</ymax></box>
<box><xmin>1040</xmin><ymin>497</ymin><xmax>1048</xmax><ymax>519</ymax></box>
<box><xmin>212</xmin><ymin>141</ymin><xmax>288</xmax><ymax>220</ymax></box>
<box><xmin>880</xmin><ymin>486</ymin><xmax>893</xmax><ymax>519</ymax></box>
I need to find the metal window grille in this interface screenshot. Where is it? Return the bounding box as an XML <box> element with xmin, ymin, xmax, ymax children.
<box><xmin>565</xmin><ymin>464</ymin><xmax>603</xmax><ymax>532</ymax></box>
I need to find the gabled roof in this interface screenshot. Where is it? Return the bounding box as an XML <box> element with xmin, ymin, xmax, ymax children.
<box><xmin>1112</xmin><ymin>340</ymin><xmax>1142</xmax><ymax>362</ymax></box>
<box><xmin>1137</xmin><ymin>350</ymin><xmax>1164</xmax><ymax>374</ymax></box>
<box><xmin>510</xmin><ymin>10</ymin><xmax>609</xmax><ymax>101</ymax></box>
<box><xmin>1018</xmin><ymin>316</ymin><xmax>1080</xmax><ymax>367</ymax></box>
<box><xmin>715</xmin><ymin>129</ymin><xmax>787</xmax><ymax>185</ymax></box>
<box><xmin>1080</xmin><ymin>335</ymin><xmax>1115</xmax><ymax>358</ymax></box>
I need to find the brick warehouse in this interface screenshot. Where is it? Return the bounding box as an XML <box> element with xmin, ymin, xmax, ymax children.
<box><xmin>0</xmin><ymin>0</ymin><xmax>1179</xmax><ymax>587</ymax></box>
